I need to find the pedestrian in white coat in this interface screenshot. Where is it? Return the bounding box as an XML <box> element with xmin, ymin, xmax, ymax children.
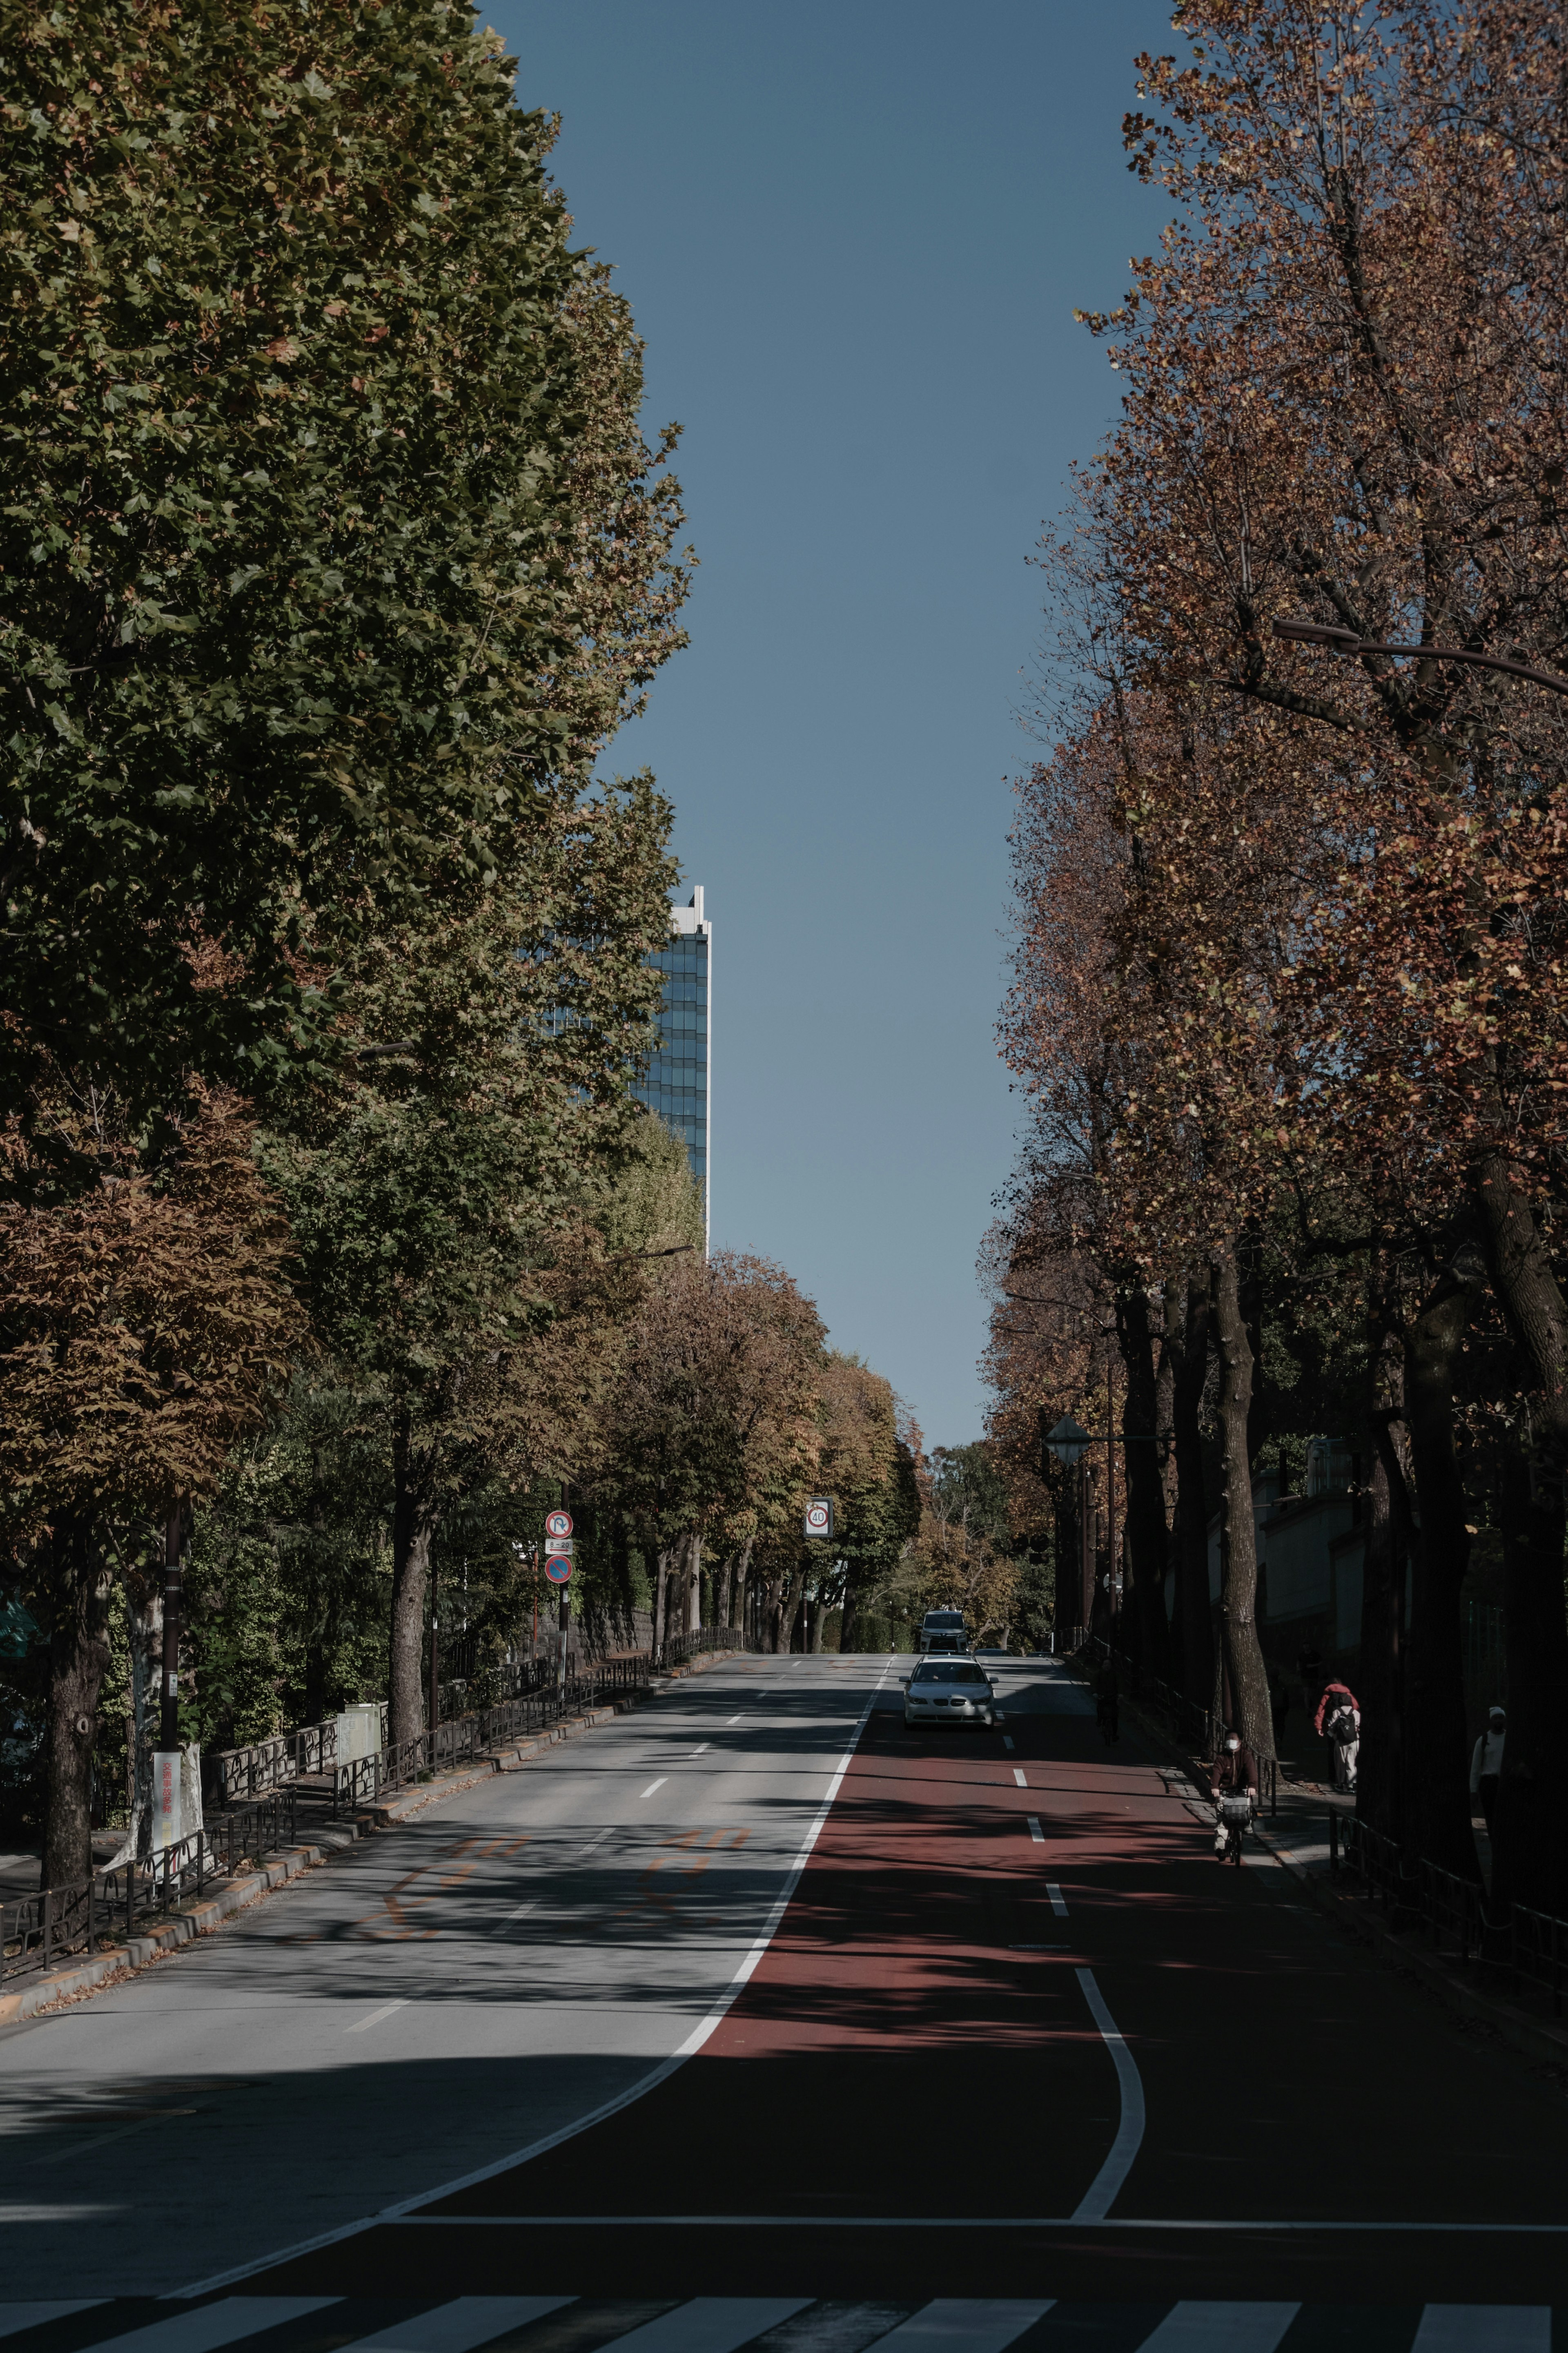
<box><xmin>1470</xmin><ymin>1706</ymin><xmax>1507</xmax><ymax>1834</ymax></box>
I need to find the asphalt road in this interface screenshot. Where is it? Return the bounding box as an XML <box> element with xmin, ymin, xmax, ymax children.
<box><xmin>4</xmin><ymin>1653</ymin><xmax>1568</xmax><ymax>2349</ymax></box>
<box><xmin>0</xmin><ymin>1657</ymin><xmax>888</xmax><ymax>2293</ymax></box>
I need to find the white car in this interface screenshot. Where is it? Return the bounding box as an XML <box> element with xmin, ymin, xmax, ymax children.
<box><xmin>903</xmin><ymin>1658</ymin><xmax>998</xmax><ymax>1728</ymax></box>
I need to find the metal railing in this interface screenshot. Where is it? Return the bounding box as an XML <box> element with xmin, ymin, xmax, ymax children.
<box><xmin>1511</xmin><ymin>1902</ymin><xmax>1568</xmax><ymax>2016</ymax></box>
<box><xmin>328</xmin><ymin>1659</ymin><xmax>656</xmax><ymax>1816</ymax></box>
<box><xmin>659</xmin><ymin>1624</ymin><xmax>743</xmax><ymax>1671</ymax></box>
<box><xmin>1069</xmin><ymin>1632</ymin><xmax>1279</xmax><ymax>1812</ymax></box>
<box><xmin>1335</xmin><ymin>1815</ymin><xmax>1568</xmax><ymax>2018</ymax></box>
<box><xmin>5</xmin><ymin>1647</ymin><xmax>681</xmax><ymax>1988</ymax></box>
<box><xmin>0</xmin><ymin>1784</ymin><xmax>302</xmax><ymax>1987</ymax></box>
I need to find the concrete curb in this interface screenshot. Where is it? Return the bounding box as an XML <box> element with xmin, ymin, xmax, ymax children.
<box><xmin>0</xmin><ymin>1652</ymin><xmax>746</xmax><ymax>2027</ymax></box>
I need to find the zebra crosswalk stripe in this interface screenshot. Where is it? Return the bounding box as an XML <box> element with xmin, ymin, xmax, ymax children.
<box><xmin>0</xmin><ymin>2296</ymin><xmax>1561</xmax><ymax>2353</ymax></box>
<box><xmin>340</xmin><ymin>2302</ymin><xmax>573</xmax><ymax>2353</ymax></box>
<box><xmin>600</xmin><ymin>2301</ymin><xmax>815</xmax><ymax>2352</ymax></box>
<box><xmin>869</xmin><ymin>2301</ymin><xmax>1054</xmax><ymax>2349</ymax></box>
<box><xmin>69</xmin><ymin>2302</ymin><xmax>340</xmax><ymax>2353</ymax></box>
<box><xmin>1135</xmin><ymin>2305</ymin><xmax>1301</xmax><ymax>2353</ymax></box>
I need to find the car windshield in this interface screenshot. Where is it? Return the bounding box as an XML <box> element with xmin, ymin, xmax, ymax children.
<box><xmin>912</xmin><ymin>1662</ymin><xmax>987</xmax><ymax>1684</ymax></box>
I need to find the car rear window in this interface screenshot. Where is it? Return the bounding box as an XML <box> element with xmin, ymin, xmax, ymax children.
<box><xmin>913</xmin><ymin>1662</ymin><xmax>987</xmax><ymax>1684</ymax></box>
<box><xmin>924</xmin><ymin>1613</ymin><xmax>965</xmax><ymax>1627</ymax></box>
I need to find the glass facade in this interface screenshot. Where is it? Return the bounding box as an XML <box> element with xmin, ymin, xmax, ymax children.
<box><xmin>633</xmin><ymin>888</ymin><xmax>710</xmax><ymax>1234</ymax></box>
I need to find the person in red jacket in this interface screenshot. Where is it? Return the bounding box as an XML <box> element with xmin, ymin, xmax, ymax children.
<box><xmin>1314</xmin><ymin>1679</ymin><xmax>1361</xmax><ymax>1794</ymax></box>
<box><xmin>1209</xmin><ymin>1729</ymin><xmax>1258</xmax><ymax>1858</ymax></box>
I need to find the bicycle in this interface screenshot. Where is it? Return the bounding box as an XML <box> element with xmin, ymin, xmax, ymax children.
<box><xmin>1216</xmin><ymin>1792</ymin><xmax>1254</xmax><ymax>1866</ymax></box>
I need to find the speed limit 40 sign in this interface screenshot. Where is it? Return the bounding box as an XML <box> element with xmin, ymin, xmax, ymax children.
<box><xmin>804</xmin><ymin>1496</ymin><xmax>834</xmax><ymax>1539</ymax></box>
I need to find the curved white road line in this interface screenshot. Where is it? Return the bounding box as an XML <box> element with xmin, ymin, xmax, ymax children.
<box><xmin>1071</xmin><ymin>1967</ymin><xmax>1146</xmax><ymax>2222</ymax></box>
<box><xmin>178</xmin><ymin>1666</ymin><xmax>893</xmax><ymax>2298</ymax></box>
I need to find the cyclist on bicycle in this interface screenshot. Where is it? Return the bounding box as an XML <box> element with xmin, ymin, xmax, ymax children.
<box><xmin>1209</xmin><ymin>1729</ymin><xmax>1259</xmax><ymax>1860</ymax></box>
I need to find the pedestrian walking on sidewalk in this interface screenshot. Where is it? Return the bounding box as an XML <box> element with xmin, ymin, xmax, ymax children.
<box><xmin>1470</xmin><ymin>1706</ymin><xmax>1507</xmax><ymax>1833</ymax></box>
<box><xmin>1095</xmin><ymin>1661</ymin><xmax>1120</xmax><ymax>1745</ymax></box>
<box><xmin>1209</xmin><ymin>1730</ymin><xmax>1259</xmax><ymax>1858</ymax></box>
<box><xmin>1315</xmin><ymin>1679</ymin><xmax>1361</xmax><ymax>1794</ymax></box>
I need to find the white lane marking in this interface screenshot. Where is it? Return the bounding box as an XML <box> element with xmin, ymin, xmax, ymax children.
<box><xmin>726</xmin><ymin>1714</ymin><xmax>744</xmax><ymax>1725</ymax></box>
<box><xmin>1071</xmin><ymin>1967</ymin><xmax>1146</xmax><ymax>2222</ymax></box>
<box><xmin>1136</xmin><ymin>2308</ymin><xmax>1300</xmax><ymax>2353</ymax></box>
<box><xmin>1002</xmin><ymin>1737</ymin><xmax>1015</xmax><ymax>1751</ymax></box>
<box><xmin>499</xmin><ymin>1898</ymin><xmax>540</xmax><ymax>1925</ymax></box>
<box><xmin>601</xmin><ymin>2299</ymin><xmax>815</xmax><ymax>2353</ymax></box>
<box><xmin>690</xmin><ymin>1743</ymin><xmax>710</xmax><ymax>1756</ymax></box>
<box><xmin>180</xmin><ymin>1666</ymin><xmax>895</xmax><ymax>2296</ymax></box>
<box><xmin>0</xmin><ymin>2311</ymin><xmax>106</xmax><ymax>2342</ymax></box>
<box><xmin>1412</xmin><ymin>2312</ymin><xmax>1552</xmax><ymax>2353</ymax></box>
<box><xmin>577</xmin><ymin>1828</ymin><xmax>611</xmax><ymax>1858</ymax></box>
<box><xmin>1026</xmin><ymin>1816</ymin><xmax>1044</xmax><ymax>1842</ymax></box>
<box><xmin>1013</xmin><ymin>1768</ymin><xmax>1027</xmax><ymax>1787</ymax></box>
<box><xmin>639</xmin><ymin>1778</ymin><xmax>668</xmax><ymax>1799</ymax></box>
<box><xmin>1047</xmin><ymin>1882</ymin><xmax>1069</xmax><ymax>1917</ymax></box>
<box><xmin>874</xmin><ymin>2301</ymin><xmax>1055</xmax><ymax>2350</ymax></box>
<box><xmin>344</xmin><ymin>2298</ymin><xmax>577</xmax><ymax>2352</ymax></box>
<box><xmin>81</xmin><ymin>2300</ymin><xmax>341</xmax><ymax>2353</ymax></box>
<box><xmin>393</xmin><ymin>2212</ymin><xmax>1568</xmax><ymax>2233</ymax></box>
<box><xmin>345</xmin><ymin>2000</ymin><xmax>407</xmax><ymax>2034</ymax></box>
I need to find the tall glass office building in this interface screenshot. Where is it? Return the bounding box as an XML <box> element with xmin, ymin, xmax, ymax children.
<box><xmin>634</xmin><ymin>886</ymin><xmax>710</xmax><ymax>1241</ymax></box>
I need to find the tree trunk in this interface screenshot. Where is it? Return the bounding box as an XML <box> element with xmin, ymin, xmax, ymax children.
<box><xmin>44</xmin><ymin>1518</ymin><xmax>112</xmax><ymax>1893</ymax></box>
<box><xmin>777</xmin><ymin>1566</ymin><xmax>807</xmax><ymax>1653</ymax></box>
<box><xmin>653</xmin><ymin>1546</ymin><xmax>672</xmax><ymax>1658</ymax></box>
<box><xmin>1116</xmin><ymin>1285</ymin><xmax>1174</xmax><ymax>1682</ymax></box>
<box><xmin>1401</xmin><ymin>1246</ymin><xmax>1486</xmax><ymax>1880</ymax></box>
<box><xmin>684</xmin><ymin>1530</ymin><xmax>703</xmax><ymax>1633</ymax></box>
<box><xmin>1470</xmin><ymin>1152</ymin><xmax>1568</xmax><ymax>1913</ymax></box>
<box><xmin>389</xmin><ymin>1422</ymin><xmax>438</xmax><ymax>1751</ymax></box>
<box><xmin>1356</xmin><ymin>1396</ymin><xmax>1401</xmax><ymax>1841</ymax></box>
<box><xmin>1211</xmin><ymin>1240</ymin><xmax>1271</xmax><ymax>1760</ymax></box>
<box><xmin>1169</xmin><ymin>1266</ymin><xmax>1214</xmax><ymax>1708</ymax></box>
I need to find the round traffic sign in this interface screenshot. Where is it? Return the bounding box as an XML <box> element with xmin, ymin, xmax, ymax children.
<box><xmin>544</xmin><ymin>1556</ymin><xmax>573</xmax><ymax>1584</ymax></box>
<box><xmin>545</xmin><ymin>1509</ymin><xmax>573</xmax><ymax>1539</ymax></box>
<box><xmin>805</xmin><ymin>1499</ymin><xmax>831</xmax><ymax>1535</ymax></box>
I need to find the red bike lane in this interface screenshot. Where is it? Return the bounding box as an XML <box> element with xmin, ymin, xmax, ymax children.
<box><xmin>256</xmin><ymin>1666</ymin><xmax>1568</xmax><ymax>2305</ymax></box>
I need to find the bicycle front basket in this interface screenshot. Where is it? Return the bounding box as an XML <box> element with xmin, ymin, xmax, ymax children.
<box><xmin>1218</xmin><ymin>1795</ymin><xmax>1253</xmax><ymax>1827</ymax></box>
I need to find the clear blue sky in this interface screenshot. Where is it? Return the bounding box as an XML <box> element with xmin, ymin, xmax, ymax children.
<box><xmin>497</xmin><ymin>0</ymin><xmax>1174</xmax><ymax>1448</ymax></box>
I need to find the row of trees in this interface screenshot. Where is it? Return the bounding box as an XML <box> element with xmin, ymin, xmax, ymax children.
<box><xmin>986</xmin><ymin>0</ymin><xmax>1568</xmax><ymax>1914</ymax></box>
<box><xmin>0</xmin><ymin>0</ymin><xmax>930</xmax><ymax>1885</ymax></box>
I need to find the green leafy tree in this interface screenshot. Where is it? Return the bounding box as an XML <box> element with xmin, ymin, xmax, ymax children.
<box><xmin>1</xmin><ymin>0</ymin><xmax>688</xmax><ymax>1119</ymax></box>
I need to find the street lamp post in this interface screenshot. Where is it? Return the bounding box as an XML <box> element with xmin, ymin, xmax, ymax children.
<box><xmin>1272</xmin><ymin>616</ymin><xmax>1568</xmax><ymax>697</ymax></box>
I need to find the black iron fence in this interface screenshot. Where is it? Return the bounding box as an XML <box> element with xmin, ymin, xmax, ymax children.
<box><xmin>329</xmin><ymin>1660</ymin><xmax>656</xmax><ymax>1815</ymax></box>
<box><xmin>659</xmin><ymin>1624</ymin><xmax>743</xmax><ymax>1671</ymax></box>
<box><xmin>0</xmin><ymin>1784</ymin><xmax>301</xmax><ymax>1987</ymax></box>
<box><xmin>1069</xmin><ymin>1633</ymin><xmax>1281</xmax><ymax>1811</ymax></box>
<box><xmin>1334</xmin><ymin>1813</ymin><xmax>1568</xmax><ymax>2016</ymax></box>
<box><xmin>6</xmin><ymin>1633</ymin><xmax>746</xmax><ymax>1989</ymax></box>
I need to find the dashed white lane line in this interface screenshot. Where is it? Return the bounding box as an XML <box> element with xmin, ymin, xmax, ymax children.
<box><xmin>1027</xmin><ymin>1817</ymin><xmax>1045</xmax><ymax>1843</ymax></box>
<box><xmin>726</xmin><ymin>1714</ymin><xmax>744</xmax><ymax>1725</ymax></box>
<box><xmin>1013</xmin><ymin>1768</ymin><xmax>1027</xmax><ymax>1787</ymax></box>
<box><xmin>577</xmin><ymin>1829</ymin><xmax>612</xmax><ymax>1859</ymax></box>
<box><xmin>345</xmin><ymin>2000</ymin><xmax>407</xmax><ymax>2034</ymax></box>
<box><xmin>1047</xmin><ymin>1882</ymin><xmax>1069</xmax><ymax>1916</ymax></box>
<box><xmin>690</xmin><ymin>1744</ymin><xmax>710</xmax><ymax>1757</ymax></box>
<box><xmin>640</xmin><ymin>1778</ymin><xmax>668</xmax><ymax>1799</ymax></box>
<box><xmin>1002</xmin><ymin>1737</ymin><xmax>1015</xmax><ymax>1751</ymax></box>
<box><xmin>500</xmin><ymin>1898</ymin><xmax>541</xmax><ymax>1925</ymax></box>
